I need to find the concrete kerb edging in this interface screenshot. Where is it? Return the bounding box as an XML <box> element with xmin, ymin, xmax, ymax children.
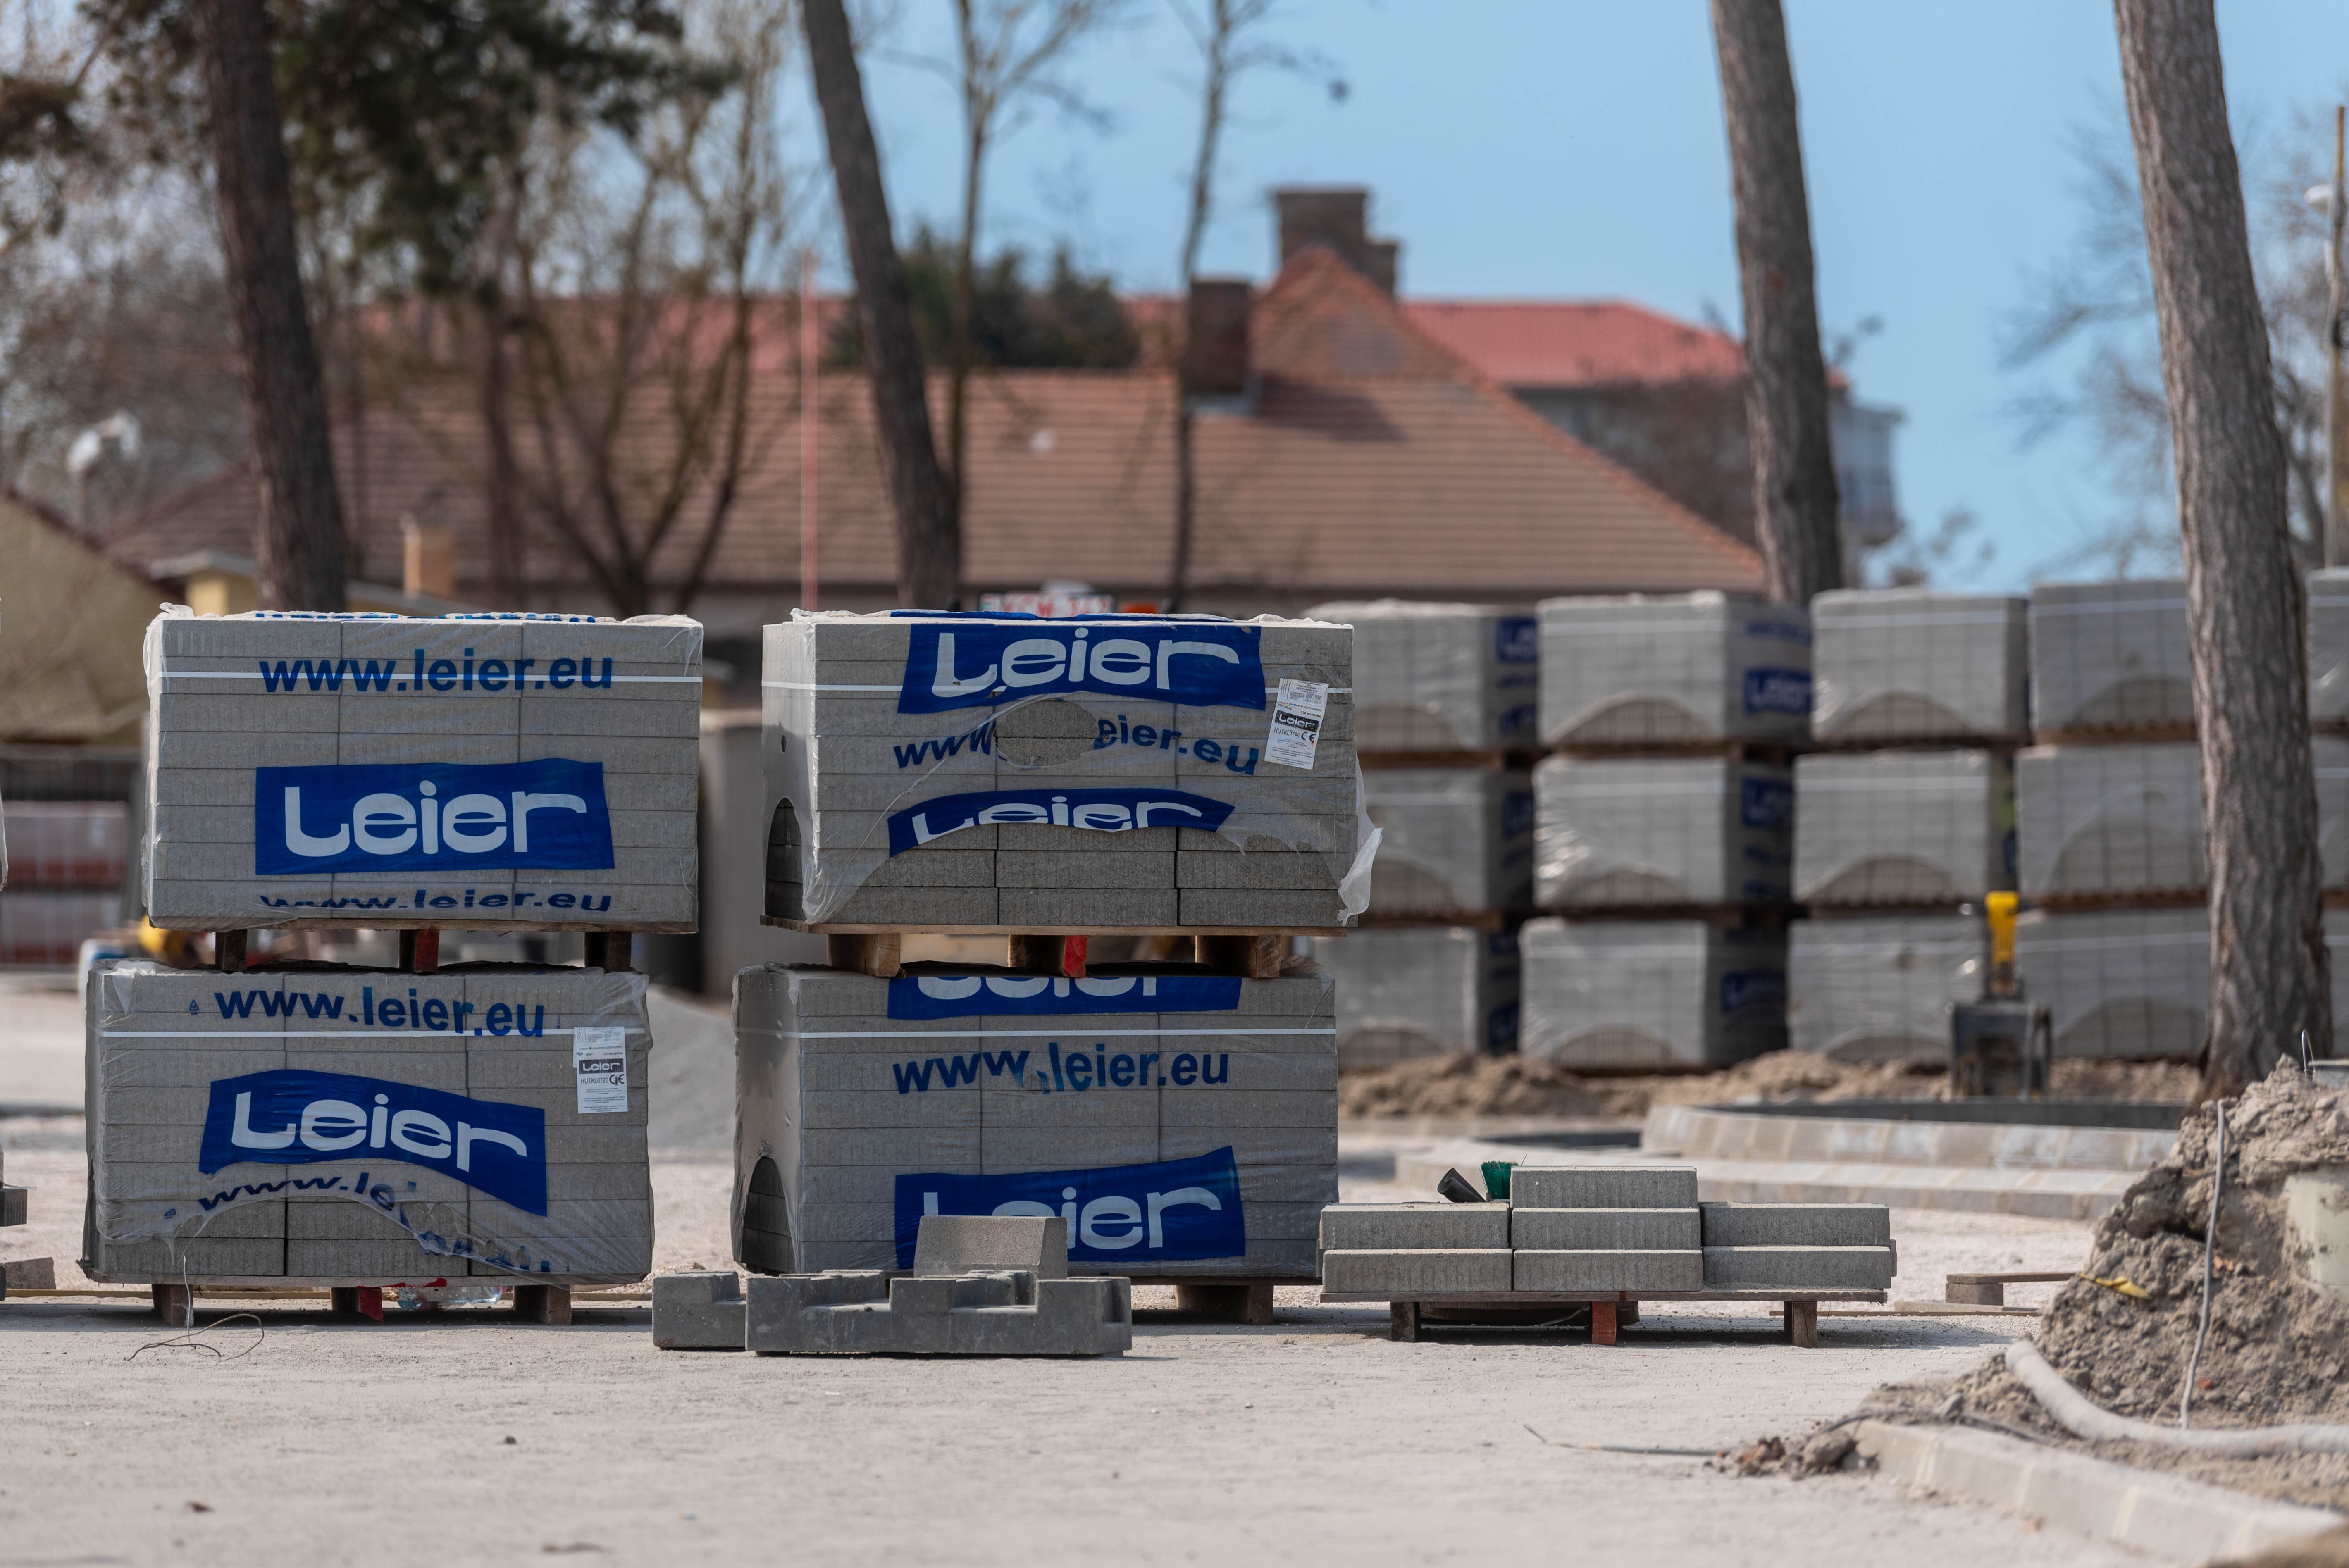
<box><xmin>1395</xmin><ymin>1141</ymin><xmax>2139</xmax><ymax>1221</ymax></box>
<box><xmin>1853</xmin><ymin>1420</ymin><xmax>2342</xmax><ymax>1562</ymax></box>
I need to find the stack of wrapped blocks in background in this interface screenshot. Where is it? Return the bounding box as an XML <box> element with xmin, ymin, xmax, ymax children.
<box><xmin>1521</xmin><ymin>593</ymin><xmax>1808</xmax><ymax>1067</ymax></box>
<box><xmin>1305</xmin><ymin>602</ymin><xmax>1533</xmax><ymax>1069</ymax></box>
<box><xmin>760</xmin><ymin>612</ymin><xmax>1364</xmax><ymax>932</ymax></box>
<box><xmin>83</xmin><ymin>608</ymin><xmax>699</xmax><ymax>1296</ymax></box>
<box><xmin>1317</xmin><ymin>1166</ymin><xmax>1894</xmax><ymax>1296</ymax></box>
<box><xmin>1789</xmin><ymin>590</ymin><xmax>2026</xmax><ymax>1062</ymax></box>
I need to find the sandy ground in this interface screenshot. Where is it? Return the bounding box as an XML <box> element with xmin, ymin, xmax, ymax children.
<box><xmin>0</xmin><ymin>967</ymin><xmax>84</xmax><ymax>1112</ymax></box>
<box><xmin>0</xmin><ymin>972</ymin><xmax>2197</xmax><ymax>1565</ymax></box>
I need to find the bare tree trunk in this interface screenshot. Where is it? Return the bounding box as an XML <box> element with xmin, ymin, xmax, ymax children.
<box><xmin>2116</xmin><ymin>0</ymin><xmax>2330</xmax><ymax>1094</ymax></box>
<box><xmin>194</xmin><ymin>0</ymin><xmax>346</xmax><ymax>612</ymax></box>
<box><xmin>801</xmin><ymin>0</ymin><xmax>959</xmax><ymax>607</ymax></box>
<box><xmin>1165</xmin><ymin>0</ymin><xmax>1231</xmax><ymax>614</ymax></box>
<box><xmin>477</xmin><ymin>302</ymin><xmax>524</xmax><ymax>603</ymax></box>
<box><xmin>1710</xmin><ymin>0</ymin><xmax>1840</xmax><ymax>605</ymax></box>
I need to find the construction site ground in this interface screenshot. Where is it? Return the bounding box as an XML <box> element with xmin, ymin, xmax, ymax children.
<box><xmin>0</xmin><ymin>967</ymin><xmax>2246</xmax><ymax>1564</ymax></box>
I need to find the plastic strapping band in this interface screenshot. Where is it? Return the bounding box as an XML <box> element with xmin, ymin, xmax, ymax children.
<box><xmin>792</xmin><ymin>1027</ymin><xmax>1336</xmax><ymax>1039</ymax></box>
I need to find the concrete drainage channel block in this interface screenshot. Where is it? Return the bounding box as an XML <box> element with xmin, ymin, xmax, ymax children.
<box><xmin>1701</xmin><ymin>1246</ymin><xmax>1896</xmax><ymax>1291</ymax></box>
<box><xmin>744</xmin><ymin>1270</ymin><xmax>1133</xmax><ymax>1356</ymax></box>
<box><xmin>652</xmin><ymin>1272</ymin><xmax>749</xmax><ymax>1350</ymax></box>
<box><xmin>1318</xmin><ymin>1203</ymin><xmax>1511</xmax><ymax>1251</ymax></box>
<box><xmin>1512</xmin><ymin>1250</ymin><xmax>1702</xmax><ymax>1292</ymax></box>
<box><xmin>1320</xmin><ymin>1250</ymin><xmax>1514</xmax><ymax>1294</ymax></box>
<box><xmin>1507</xmin><ymin>1165</ymin><xmax>1698</xmax><ymax>1209</ymax></box>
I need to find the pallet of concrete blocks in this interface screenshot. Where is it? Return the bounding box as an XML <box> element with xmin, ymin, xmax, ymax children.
<box><xmin>1303</xmin><ymin>600</ymin><xmax>1540</xmax><ymax>755</ymax></box>
<box><xmin>1505</xmin><ymin>1165</ymin><xmax>1703</xmax><ymax>1293</ymax></box>
<box><xmin>2014</xmin><ymin>741</ymin><xmax>2213</xmax><ymax>899</ymax></box>
<box><xmin>1793</xmin><ymin>751</ymin><xmax>2013</xmax><ymax>906</ymax></box>
<box><xmin>1362</xmin><ymin>767</ymin><xmax>1533</xmax><ymax>917</ymax></box>
<box><xmin>83</xmin><ymin>958</ymin><xmax>653</xmax><ymax>1283</ymax></box>
<box><xmin>141</xmin><ymin>607</ymin><xmax>703</xmax><ymax>932</ymax></box>
<box><xmin>1698</xmin><ymin>1201</ymin><xmax>1895</xmax><ymax>1291</ymax></box>
<box><xmin>761</xmin><ymin>610</ymin><xmax>1371</xmax><ymax>931</ymax></box>
<box><xmin>656</xmin><ymin>1216</ymin><xmax>1131</xmax><ymax>1356</ymax></box>
<box><xmin>1519</xmin><ymin>918</ymin><xmax>1786</xmax><ymax>1068</ymax></box>
<box><xmin>2312</xmin><ymin>569</ymin><xmax>2349</xmax><ymax>726</ymax></box>
<box><xmin>1533</xmin><ymin>755</ymin><xmax>1791</xmax><ymax>908</ymax></box>
<box><xmin>1317</xmin><ymin>1197</ymin><xmax>1513</xmax><ymax>1294</ymax></box>
<box><xmin>732</xmin><ymin>960</ymin><xmax>1337</xmax><ymax>1282</ymax></box>
<box><xmin>2028</xmin><ymin>579</ymin><xmax>2194</xmax><ymax>736</ymax></box>
<box><xmin>2015</xmin><ymin>908</ymin><xmax>2349</xmax><ymax>1060</ymax></box>
<box><xmin>1810</xmin><ymin>589</ymin><xmax>2028</xmax><ymax>743</ymax></box>
<box><xmin>1309</xmin><ymin>925</ymin><xmax>1520</xmax><ymax>1068</ymax></box>
<box><xmin>1537</xmin><ymin>593</ymin><xmax>1811</xmax><ymax>749</ymax></box>
<box><xmin>1787</xmin><ymin>915</ymin><xmax>1985</xmax><ymax>1060</ymax></box>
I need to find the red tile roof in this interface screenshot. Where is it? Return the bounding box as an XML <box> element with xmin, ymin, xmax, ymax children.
<box><xmin>1402</xmin><ymin>295</ymin><xmax>1848</xmax><ymax>393</ymax></box>
<box><xmin>112</xmin><ymin>248</ymin><xmax>1762</xmax><ymax>613</ymax></box>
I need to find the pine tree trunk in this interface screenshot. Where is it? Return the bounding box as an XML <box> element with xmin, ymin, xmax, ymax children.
<box><xmin>1710</xmin><ymin>0</ymin><xmax>1841</xmax><ymax>605</ymax></box>
<box><xmin>801</xmin><ymin>0</ymin><xmax>959</xmax><ymax>608</ymax></box>
<box><xmin>2115</xmin><ymin>0</ymin><xmax>2331</xmax><ymax>1093</ymax></box>
<box><xmin>194</xmin><ymin>0</ymin><xmax>346</xmax><ymax>612</ymax></box>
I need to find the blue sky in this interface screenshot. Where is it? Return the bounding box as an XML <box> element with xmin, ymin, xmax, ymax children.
<box><xmin>825</xmin><ymin>1</ymin><xmax>2349</xmax><ymax>591</ymax></box>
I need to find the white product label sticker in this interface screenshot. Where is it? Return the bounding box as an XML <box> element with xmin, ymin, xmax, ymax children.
<box><xmin>572</xmin><ymin>1027</ymin><xmax>629</xmax><ymax>1114</ymax></box>
<box><xmin>1264</xmin><ymin>679</ymin><xmax>1329</xmax><ymax>770</ymax></box>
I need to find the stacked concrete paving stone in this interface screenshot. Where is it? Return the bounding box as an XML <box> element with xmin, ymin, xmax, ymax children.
<box><xmin>1789</xmin><ymin>590</ymin><xmax>2027</xmax><ymax>1062</ymax></box>
<box><xmin>2016</xmin><ymin>907</ymin><xmax>2349</xmax><ymax>1058</ymax></box>
<box><xmin>99</xmin><ymin>606</ymin><xmax>700</xmax><ymax>1314</ymax></box>
<box><xmin>761</xmin><ymin>611</ymin><xmax>1364</xmax><ymax>930</ymax></box>
<box><xmin>1303</xmin><ymin>602</ymin><xmax>1536</xmax><ymax>1070</ymax></box>
<box><xmin>1521</xmin><ymin>593</ymin><xmax>1808</xmax><ymax>1067</ymax></box>
<box><xmin>1319</xmin><ymin>1166</ymin><xmax>1893</xmax><ymax>1304</ymax></box>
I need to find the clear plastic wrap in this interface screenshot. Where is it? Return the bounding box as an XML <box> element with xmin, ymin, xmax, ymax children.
<box><xmin>141</xmin><ymin>605</ymin><xmax>703</xmax><ymax>932</ymax></box>
<box><xmin>1309</xmin><ymin>925</ymin><xmax>1519</xmax><ymax>1066</ymax></box>
<box><xmin>84</xmin><ymin>958</ymin><xmax>653</xmax><ymax>1283</ymax></box>
<box><xmin>1304</xmin><ymin>600</ymin><xmax>1538</xmax><ymax>753</ymax></box>
<box><xmin>732</xmin><ymin>960</ymin><xmax>1338</xmax><ymax>1277</ymax></box>
<box><xmin>1787</xmin><ymin>915</ymin><xmax>1984</xmax><ymax>1060</ymax></box>
<box><xmin>2027</xmin><ymin>579</ymin><xmax>2193</xmax><ymax>733</ymax></box>
<box><xmin>1537</xmin><ymin>592</ymin><xmax>1811</xmax><ymax>746</ymax></box>
<box><xmin>2312</xmin><ymin>569</ymin><xmax>2349</xmax><ymax>723</ymax></box>
<box><xmin>761</xmin><ymin>611</ymin><xmax>1375</xmax><ymax>929</ymax></box>
<box><xmin>1362</xmin><ymin>767</ymin><xmax>1532</xmax><ymax>917</ymax></box>
<box><xmin>2015</xmin><ymin>742</ymin><xmax>2208</xmax><ymax>897</ymax></box>
<box><xmin>1809</xmin><ymin>589</ymin><xmax>2028</xmax><ymax>741</ymax></box>
<box><xmin>1793</xmin><ymin>750</ymin><xmax>2013</xmax><ymax>906</ymax></box>
<box><xmin>1533</xmin><ymin>755</ymin><xmax>1791</xmax><ymax>907</ymax></box>
<box><xmin>1519</xmin><ymin>917</ymin><xmax>1786</xmax><ymax>1068</ymax></box>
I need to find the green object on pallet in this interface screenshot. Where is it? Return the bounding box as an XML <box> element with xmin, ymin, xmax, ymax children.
<box><xmin>1481</xmin><ymin>1161</ymin><xmax>1515</xmax><ymax>1201</ymax></box>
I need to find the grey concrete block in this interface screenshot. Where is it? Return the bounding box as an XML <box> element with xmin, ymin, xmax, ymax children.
<box><xmin>1305</xmin><ymin>600</ymin><xmax>1540</xmax><ymax>753</ymax></box>
<box><xmin>1364</xmin><ymin>768</ymin><xmax>1533</xmax><ymax>916</ymax></box>
<box><xmin>997</xmin><ymin>887</ymin><xmax>1179</xmax><ymax>926</ymax></box>
<box><xmin>912</xmin><ymin>1215</ymin><xmax>1070</xmax><ymax>1277</ymax></box>
<box><xmin>1538</xmin><ymin>592</ymin><xmax>1812</xmax><ymax>745</ymax></box>
<box><xmin>995</xmin><ymin>850</ymin><xmax>1174</xmax><ymax>889</ymax></box>
<box><xmin>1701</xmin><ymin>1245</ymin><xmax>1896</xmax><ymax>1291</ymax></box>
<box><xmin>745</xmin><ymin>1268</ymin><xmax>1130</xmax><ymax>1356</ymax></box>
<box><xmin>2011</xmin><ymin>906</ymin><xmax>2210</xmax><ymax>1059</ymax></box>
<box><xmin>1508</xmin><ymin>1207</ymin><xmax>1701</xmax><ymax>1251</ymax></box>
<box><xmin>1698</xmin><ymin>1203</ymin><xmax>1891</xmax><ymax>1247</ymax></box>
<box><xmin>1319</xmin><ymin>1248</ymin><xmax>1514</xmax><ymax>1294</ymax></box>
<box><xmin>1535</xmin><ymin>755</ymin><xmax>1792</xmax><ymax>907</ymax></box>
<box><xmin>828</xmin><ymin>886</ymin><xmax>1002</xmax><ymax>925</ymax></box>
<box><xmin>1178</xmin><ymin>888</ymin><xmax>1346</xmax><ymax>927</ymax></box>
<box><xmin>1318</xmin><ymin>1203</ymin><xmax>1511</xmax><ymax>1251</ymax></box>
<box><xmin>1789</xmin><ymin>914</ymin><xmax>1985</xmax><ymax>1062</ymax></box>
<box><xmin>2028</xmin><ymin>579</ymin><xmax>2193</xmax><ymax>732</ymax></box>
<box><xmin>1794</xmin><ymin>750</ymin><xmax>2013</xmax><ymax>906</ymax></box>
<box><xmin>653</xmin><ymin>1270</ymin><xmax>748</xmax><ymax>1349</ymax></box>
<box><xmin>1520</xmin><ymin>919</ymin><xmax>1786</xmax><ymax>1068</ymax></box>
<box><xmin>1511</xmin><ymin>1249</ymin><xmax>1703</xmax><ymax>1293</ymax></box>
<box><xmin>2016</xmin><ymin>742</ymin><xmax>2205</xmax><ymax>896</ymax></box>
<box><xmin>1507</xmin><ymin>1165</ymin><xmax>1698</xmax><ymax>1210</ymax></box>
<box><xmin>1312</xmin><ymin>925</ymin><xmax>1520</xmax><ymax>1065</ymax></box>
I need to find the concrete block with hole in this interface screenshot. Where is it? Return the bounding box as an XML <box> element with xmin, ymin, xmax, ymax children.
<box><xmin>744</xmin><ymin>1267</ymin><xmax>1131</xmax><ymax>1356</ymax></box>
<box><xmin>1505</xmin><ymin>1165</ymin><xmax>1699</xmax><ymax>1211</ymax></box>
<box><xmin>652</xmin><ymin>1270</ymin><xmax>748</xmax><ymax>1349</ymax></box>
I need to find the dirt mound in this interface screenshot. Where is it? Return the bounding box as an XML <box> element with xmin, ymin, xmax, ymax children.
<box><xmin>2024</xmin><ymin>1063</ymin><xmax>2349</xmax><ymax>1426</ymax></box>
<box><xmin>1336</xmin><ymin>1049</ymin><xmax>2197</xmax><ymax>1122</ymax></box>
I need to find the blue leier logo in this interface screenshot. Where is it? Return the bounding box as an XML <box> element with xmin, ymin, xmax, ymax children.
<box><xmin>897</xmin><ymin>623</ymin><xmax>1267</xmax><ymax>714</ymax></box>
<box><xmin>1494</xmin><ymin>617</ymin><xmax>1539</xmax><ymax>665</ymax></box>
<box><xmin>197</xmin><ymin>1069</ymin><xmax>547</xmax><ymax>1214</ymax></box>
<box><xmin>254</xmin><ymin>759</ymin><xmax>614</xmax><ymax>875</ymax></box>
<box><xmin>1743</xmin><ymin>667</ymin><xmax>1814</xmax><ymax>716</ymax></box>
<box><xmin>885</xmin><ymin>787</ymin><xmax>1235</xmax><ymax>855</ymax></box>
<box><xmin>1739</xmin><ymin>777</ymin><xmax>1795</xmax><ymax>829</ymax></box>
<box><xmin>1719</xmin><ymin>971</ymin><xmax>1787</xmax><ymax>1016</ymax></box>
<box><xmin>887</xmin><ymin>972</ymin><xmax>1242</xmax><ymax>1019</ymax></box>
<box><xmin>895</xmin><ymin>1147</ymin><xmax>1245</xmax><ymax>1265</ymax></box>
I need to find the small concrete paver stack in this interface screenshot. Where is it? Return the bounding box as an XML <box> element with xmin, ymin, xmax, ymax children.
<box><xmin>1317</xmin><ymin>1165</ymin><xmax>1893</xmax><ymax>1345</ymax></box>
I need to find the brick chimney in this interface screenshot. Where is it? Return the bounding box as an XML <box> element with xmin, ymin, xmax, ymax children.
<box><xmin>1183</xmin><ymin>278</ymin><xmax>1252</xmax><ymax>397</ymax></box>
<box><xmin>1273</xmin><ymin>187</ymin><xmax>1400</xmax><ymax>294</ymax></box>
<box><xmin>402</xmin><ymin>517</ymin><xmax>456</xmax><ymax>600</ymax></box>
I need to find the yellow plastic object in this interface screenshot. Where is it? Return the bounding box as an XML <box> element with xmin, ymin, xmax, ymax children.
<box><xmin>2085</xmin><ymin>1273</ymin><xmax>2153</xmax><ymax>1301</ymax></box>
<box><xmin>1986</xmin><ymin>891</ymin><xmax>2019</xmax><ymax>998</ymax></box>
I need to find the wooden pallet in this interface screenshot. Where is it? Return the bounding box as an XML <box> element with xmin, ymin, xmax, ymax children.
<box><xmin>1546</xmin><ymin>738</ymin><xmax>1810</xmax><ymax>766</ymax></box>
<box><xmin>1802</xmin><ymin>901</ymin><xmax>1982</xmax><ymax>921</ymax></box>
<box><xmin>1805</xmin><ymin>732</ymin><xmax>2029</xmax><ymax>754</ymax></box>
<box><xmin>1352</xmin><ymin>910</ymin><xmax>1514</xmax><ymax>932</ymax></box>
<box><xmin>820</xmin><ymin>930</ymin><xmax>1309</xmax><ymax>980</ymax></box>
<box><xmin>1130</xmin><ymin>1274</ymin><xmax>1317</xmax><ymax>1326</ymax></box>
<box><xmin>1358</xmin><ymin>749</ymin><xmax>1548</xmax><ymax>772</ymax></box>
<box><xmin>1535</xmin><ymin>902</ymin><xmax>1801</xmax><ymax>930</ymax></box>
<box><xmin>2030</xmin><ymin>889</ymin><xmax>2206</xmax><ymax>914</ymax></box>
<box><xmin>2029</xmin><ymin>724</ymin><xmax>2196</xmax><ymax>748</ymax></box>
<box><xmin>1322</xmin><ymin>1289</ymin><xmax>1888</xmax><ymax>1348</ymax></box>
<box><xmin>140</xmin><ymin>1279</ymin><xmax>628</xmax><ymax>1326</ymax></box>
<box><xmin>206</xmin><ymin>927</ymin><xmax>636</xmax><ymax>975</ymax></box>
